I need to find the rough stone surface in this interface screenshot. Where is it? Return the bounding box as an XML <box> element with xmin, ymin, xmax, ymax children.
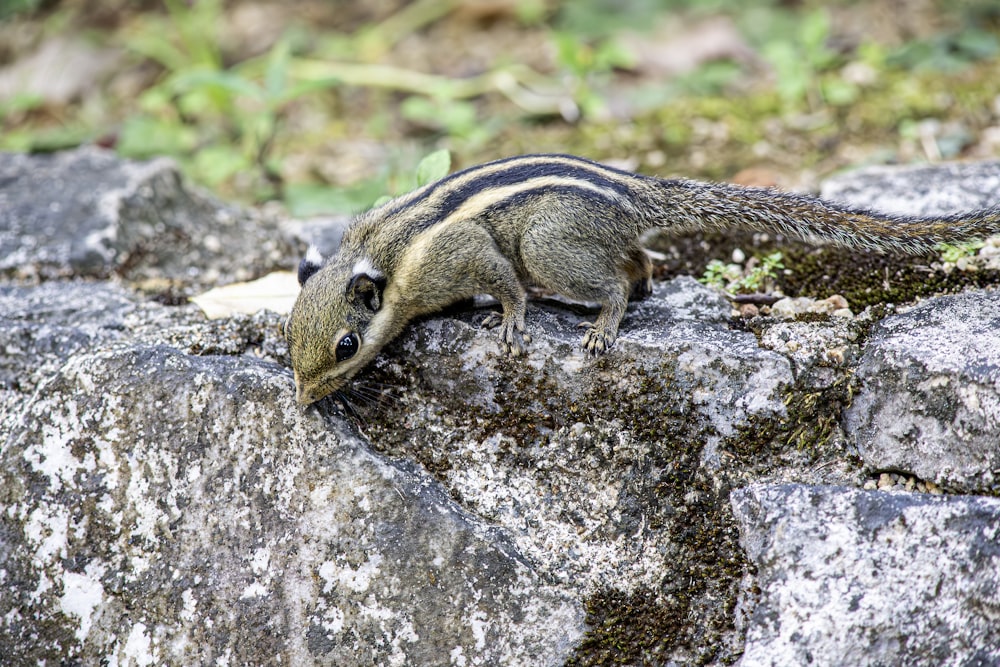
<box><xmin>821</xmin><ymin>159</ymin><xmax>1000</xmax><ymax>215</ymax></box>
<box><xmin>349</xmin><ymin>277</ymin><xmax>860</xmax><ymax>664</ymax></box>
<box><xmin>0</xmin><ymin>147</ymin><xmax>292</xmax><ymax>286</ymax></box>
<box><xmin>844</xmin><ymin>289</ymin><xmax>1000</xmax><ymax>493</ymax></box>
<box><xmin>1</xmin><ymin>323</ymin><xmax>582</xmax><ymax>665</ymax></box>
<box><xmin>732</xmin><ymin>483</ymin><xmax>1000</xmax><ymax>667</ymax></box>
<box><xmin>364</xmin><ymin>276</ymin><xmax>795</xmax><ymax>593</ymax></box>
<box><xmin>2</xmin><ymin>147</ymin><xmax>1000</xmax><ymax>665</ymax></box>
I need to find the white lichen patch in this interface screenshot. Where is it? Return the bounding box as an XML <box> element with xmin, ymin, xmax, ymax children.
<box><xmin>248</xmin><ymin>547</ymin><xmax>271</xmax><ymax>575</ymax></box>
<box><xmin>61</xmin><ymin>561</ymin><xmax>106</xmax><ymax>642</ymax></box>
<box><xmin>23</xmin><ymin>398</ymin><xmax>83</xmax><ymax>494</ymax></box>
<box><xmin>25</xmin><ymin>502</ymin><xmax>69</xmax><ymax>564</ymax></box>
<box><xmin>318</xmin><ymin>553</ymin><xmax>384</xmax><ymax>594</ymax></box>
<box><xmin>321</xmin><ymin>606</ymin><xmax>345</xmax><ymax>634</ymax></box>
<box><xmin>121</xmin><ymin>621</ymin><xmax>157</xmax><ymax>667</ymax></box>
<box><xmin>240</xmin><ymin>582</ymin><xmax>268</xmax><ymax>599</ymax></box>
<box><xmin>179</xmin><ymin>589</ymin><xmax>198</xmax><ymax>623</ymax></box>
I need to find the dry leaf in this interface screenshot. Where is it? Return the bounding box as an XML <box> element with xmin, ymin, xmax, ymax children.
<box><xmin>190</xmin><ymin>271</ymin><xmax>299</xmax><ymax>319</ymax></box>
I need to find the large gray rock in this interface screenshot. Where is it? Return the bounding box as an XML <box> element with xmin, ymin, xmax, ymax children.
<box><xmin>821</xmin><ymin>160</ymin><xmax>1000</xmax><ymax>215</ymax></box>
<box><xmin>0</xmin><ymin>281</ymin><xmax>143</xmax><ymax>392</ymax></box>
<box><xmin>732</xmin><ymin>483</ymin><xmax>1000</xmax><ymax>667</ymax></box>
<box><xmin>0</xmin><ymin>147</ymin><xmax>292</xmax><ymax>286</ymax></box>
<box><xmin>1</xmin><ymin>339</ymin><xmax>582</xmax><ymax>665</ymax></box>
<box><xmin>844</xmin><ymin>290</ymin><xmax>1000</xmax><ymax>493</ymax></box>
<box><xmin>364</xmin><ymin>276</ymin><xmax>796</xmax><ymax>595</ymax></box>
<box><xmin>2</xmin><ymin>147</ymin><xmax>1000</xmax><ymax>665</ymax></box>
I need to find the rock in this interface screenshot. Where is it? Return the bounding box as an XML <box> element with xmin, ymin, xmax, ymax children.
<box><xmin>279</xmin><ymin>214</ymin><xmax>352</xmax><ymax>259</ymax></box>
<box><xmin>352</xmin><ymin>277</ymin><xmax>837</xmax><ymax>664</ymax></box>
<box><xmin>0</xmin><ymin>147</ymin><xmax>292</xmax><ymax>286</ymax></box>
<box><xmin>820</xmin><ymin>160</ymin><xmax>1000</xmax><ymax>215</ymax></box>
<box><xmin>731</xmin><ymin>483</ymin><xmax>1000</xmax><ymax>667</ymax></box>
<box><xmin>0</xmin><ymin>339</ymin><xmax>582</xmax><ymax>665</ymax></box>
<box><xmin>769</xmin><ymin>294</ymin><xmax>853</xmax><ymax>319</ymax></box>
<box><xmin>844</xmin><ymin>289</ymin><xmax>1000</xmax><ymax>493</ymax></box>
<box><xmin>0</xmin><ymin>281</ymin><xmax>140</xmax><ymax>392</ymax></box>
<box><xmin>3</xmin><ymin>148</ymin><xmax>1000</xmax><ymax>664</ymax></box>
<box><xmin>0</xmin><ymin>265</ymin><xmax>801</xmax><ymax>665</ymax></box>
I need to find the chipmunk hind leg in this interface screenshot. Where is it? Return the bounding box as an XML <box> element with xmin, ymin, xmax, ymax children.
<box><xmin>519</xmin><ymin>225</ymin><xmax>635</xmax><ymax>355</ymax></box>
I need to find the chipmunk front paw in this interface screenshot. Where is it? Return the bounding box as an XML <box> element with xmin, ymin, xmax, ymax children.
<box><xmin>482</xmin><ymin>312</ymin><xmax>531</xmax><ymax>356</ymax></box>
<box><xmin>578</xmin><ymin>321</ymin><xmax>616</xmax><ymax>356</ymax></box>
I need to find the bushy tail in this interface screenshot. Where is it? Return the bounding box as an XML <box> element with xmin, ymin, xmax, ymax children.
<box><xmin>651</xmin><ymin>178</ymin><xmax>1000</xmax><ymax>254</ymax></box>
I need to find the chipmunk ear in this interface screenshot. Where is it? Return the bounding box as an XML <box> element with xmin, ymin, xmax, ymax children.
<box><xmin>297</xmin><ymin>246</ymin><xmax>324</xmax><ymax>285</ymax></box>
<box><xmin>347</xmin><ymin>259</ymin><xmax>386</xmax><ymax>312</ymax></box>
<box><xmin>347</xmin><ymin>273</ymin><xmax>386</xmax><ymax>312</ymax></box>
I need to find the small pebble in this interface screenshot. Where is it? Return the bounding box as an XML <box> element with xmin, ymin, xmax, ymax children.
<box><xmin>739</xmin><ymin>303</ymin><xmax>759</xmax><ymax>319</ymax></box>
<box><xmin>877</xmin><ymin>472</ymin><xmax>894</xmax><ymax>489</ymax></box>
<box><xmin>825</xmin><ymin>348</ymin><xmax>845</xmax><ymax>364</ymax></box>
<box><xmin>824</xmin><ymin>294</ymin><xmax>849</xmax><ymax>310</ymax></box>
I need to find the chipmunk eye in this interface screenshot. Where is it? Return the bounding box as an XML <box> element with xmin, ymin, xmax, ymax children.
<box><xmin>335</xmin><ymin>333</ymin><xmax>359</xmax><ymax>362</ymax></box>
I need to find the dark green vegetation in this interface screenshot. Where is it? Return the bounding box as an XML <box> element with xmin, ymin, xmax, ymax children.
<box><xmin>2</xmin><ymin>0</ymin><xmax>999</xmax><ymax>216</ymax></box>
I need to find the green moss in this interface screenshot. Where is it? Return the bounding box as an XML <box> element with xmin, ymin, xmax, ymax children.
<box><xmin>783</xmin><ymin>251</ymin><xmax>1000</xmax><ymax>309</ymax></box>
<box><xmin>353</xmin><ymin>343</ymin><xmax>756</xmax><ymax>664</ymax></box>
<box><xmin>566</xmin><ymin>479</ymin><xmax>748</xmax><ymax>666</ymax></box>
<box><xmin>646</xmin><ymin>226</ymin><xmax>1000</xmax><ymax>311</ymax></box>
<box><xmin>731</xmin><ymin>369</ymin><xmax>857</xmax><ymax>464</ymax></box>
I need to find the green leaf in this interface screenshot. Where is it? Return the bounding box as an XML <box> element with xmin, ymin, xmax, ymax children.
<box><xmin>284</xmin><ymin>180</ymin><xmax>389</xmax><ymax>217</ymax></box>
<box><xmin>192</xmin><ymin>145</ymin><xmax>250</xmax><ymax>186</ymax></box>
<box><xmin>117</xmin><ymin>115</ymin><xmax>199</xmax><ymax>158</ymax></box>
<box><xmin>276</xmin><ymin>78</ymin><xmax>341</xmax><ymax>105</ymax></box>
<box><xmin>169</xmin><ymin>69</ymin><xmax>263</xmax><ymax>101</ymax></box>
<box><xmin>415</xmin><ymin>149</ymin><xmax>451</xmax><ymax>187</ymax></box>
<box><xmin>799</xmin><ymin>9</ymin><xmax>831</xmax><ymax>61</ymax></box>
<box><xmin>264</xmin><ymin>39</ymin><xmax>291</xmax><ymax>101</ymax></box>
<box><xmin>955</xmin><ymin>29</ymin><xmax>999</xmax><ymax>60</ymax></box>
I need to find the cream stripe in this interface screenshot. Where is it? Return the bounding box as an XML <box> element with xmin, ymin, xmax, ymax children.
<box><xmin>416</xmin><ymin>155</ymin><xmax>640</xmax><ymax>209</ymax></box>
<box><xmin>438</xmin><ymin>174</ymin><xmax>620</xmax><ymax>226</ymax></box>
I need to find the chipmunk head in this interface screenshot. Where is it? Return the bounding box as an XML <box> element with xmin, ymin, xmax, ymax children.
<box><xmin>284</xmin><ymin>247</ymin><xmax>390</xmax><ymax>405</ymax></box>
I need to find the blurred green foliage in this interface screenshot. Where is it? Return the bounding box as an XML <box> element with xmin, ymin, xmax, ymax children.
<box><xmin>0</xmin><ymin>0</ymin><xmax>41</xmax><ymax>19</ymax></box>
<box><xmin>1</xmin><ymin>0</ymin><xmax>998</xmax><ymax>215</ymax></box>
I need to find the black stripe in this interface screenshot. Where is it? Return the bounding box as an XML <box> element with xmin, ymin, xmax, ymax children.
<box><xmin>474</xmin><ymin>184</ymin><xmax>622</xmax><ymax>221</ymax></box>
<box><xmin>385</xmin><ymin>154</ymin><xmax>638</xmax><ymax>225</ymax></box>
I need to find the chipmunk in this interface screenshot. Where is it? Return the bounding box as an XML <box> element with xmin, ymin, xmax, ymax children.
<box><xmin>284</xmin><ymin>153</ymin><xmax>1000</xmax><ymax>405</ymax></box>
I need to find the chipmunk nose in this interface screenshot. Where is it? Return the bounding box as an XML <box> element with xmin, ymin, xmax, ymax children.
<box><xmin>293</xmin><ymin>372</ymin><xmax>311</xmax><ymax>405</ymax></box>
<box><xmin>293</xmin><ymin>374</ymin><xmax>323</xmax><ymax>406</ymax></box>
<box><xmin>296</xmin><ymin>387</ymin><xmax>324</xmax><ymax>406</ymax></box>
<box><xmin>295</xmin><ymin>387</ymin><xmax>312</xmax><ymax>405</ymax></box>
